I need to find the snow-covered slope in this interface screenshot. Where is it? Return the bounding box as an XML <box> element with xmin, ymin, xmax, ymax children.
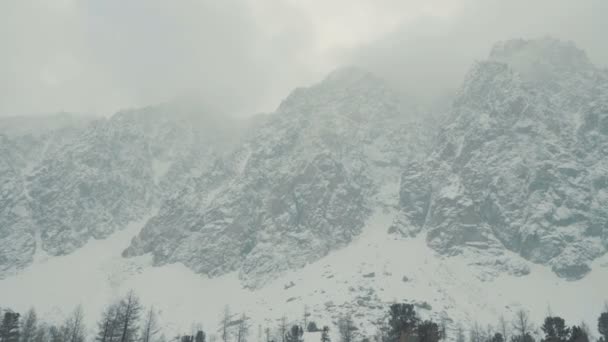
<box><xmin>0</xmin><ymin>37</ymin><xmax>606</xmax><ymax>341</ymax></box>
<box><xmin>392</xmin><ymin>37</ymin><xmax>608</xmax><ymax>280</ymax></box>
<box><xmin>0</xmin><ymin>104</ymin><xmax>241</xmax><ymax>277</ymax></box>
<box><xmin>123</xmin><ymin>67</ymin><xmax>426</xmax><ymax>288</ymax></box>
<box><xmin>0</xmin><ymin>203</ymin><xmax>606</xmax><ymax>340</ymax></box>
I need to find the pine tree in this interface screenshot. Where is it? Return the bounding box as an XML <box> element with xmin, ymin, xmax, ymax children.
<box><xmin>321</xmin><ymin>327</ymin><xmax>330</xmax><ymax>342</ymax></box>
<box><xmin>303</xmin><ymin>307</ymin><xmax>310</xmax><ymax>330</ymax></box>
<box><xmin>33</xmin><ymin>324</ymin><xmax>47</xmax><ymax>342</ymax></box>
<box><xmin>307</xmin><ymin>322</ymin><xmax>319</xmax><ymax>333</ymax></box>
<box><xmin>491</xmin><ymin>333</ymin><xmax>505</xmax><ymax>342</ymax></box>
<box><xmin>338</xmin><ymin>315</ymin><xmax>356</xmax><ymax>342</ymax></box>
<box><xmin>284</xmin><ymin>326</ymin><xmax>303</xmax><ymax>342</ymax></box>
<box><xmin>541</xmin><ymin>316</ymin><xmax>570</xmax><ymax>342</ymax></box>
<box><xmin>20</xmin><ymin>309</ymin><xmax>37</xmax><ymax>342</ymax></box>
<box><xmin>599</xmin><ymin>312</ymin><xmax>608</xmax><ymax>342</ymax></box>
<box><xmin>387</xmin><ymin>304</ymin><xmax>418</xmax><ymax>342</ymax></box>
<box><xmin>455</xmin><ymin>325</ymin><xmax>466</xmax><ymax>342</ymax></box>
<box><xmin>568</xmin><ymin>326</ymin><xmax>588</xmax><ymax>342</ymax></box>
<box><xmin>417</xmin><ymin>320</ymin><xmax>440</xmax><ymax>342</ymax></box>
<box><xmin>0</xmin><ymin>311</ymin><xmax>20</xmax><ymax>342</ymax></box>
<box><xmin>196</xmin><ymin>331</ymin><xmax>206</xmax><ymax>342</ymax></box>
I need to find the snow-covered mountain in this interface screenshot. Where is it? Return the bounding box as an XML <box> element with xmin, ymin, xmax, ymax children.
<box><xmin>0</xmin><ymin>38</ymin><xmax>606</xmax><ymax>338</ymax></box>
<box><xmin>0</xmin><ymin>105</ymin><xmax>242</xmax><ymax>276</ymax></box>
<box><xmin>392</xmin><ymin>37</ymin><xmax>608</xmax><ymax>280</ymax></box>
<box><xmin>123</xmin><ymin>67</ymin><xmax>427</xmax><ymax>288</ymax></box>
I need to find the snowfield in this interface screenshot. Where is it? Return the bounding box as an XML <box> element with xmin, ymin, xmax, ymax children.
<box><xmin>0</xmin><ymin>206</ymin><xmax>606</xmax><ymax>340</ymax></box>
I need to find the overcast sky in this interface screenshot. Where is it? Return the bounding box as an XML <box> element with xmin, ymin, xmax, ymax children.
<box><xmin>1</xmin><ymin>0</ymin><xmax>607</xmax><ymax>117</ymax></box>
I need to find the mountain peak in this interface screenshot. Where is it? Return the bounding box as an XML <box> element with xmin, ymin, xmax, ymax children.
<box><xmin>321</xmin><ymin>66</ymin><xmax>383</xmax><ymax>86</ymax></box>
<box><xmin>488</xmin><ymin>37</ymin><xmax>593</xmax><ymax>79</ymax></box>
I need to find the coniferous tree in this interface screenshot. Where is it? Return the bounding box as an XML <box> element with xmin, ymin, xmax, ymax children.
<box><xmin>387</xmin><ymin>304</ymin><xmax>418</xmax><ymax>342</ymax></box>
<box><xmin>455</xmin><ymin>325</ymin><xmax>465</xmax><ymax>342</ymax></box>
<box><xmin>20</xmin><ymin>309</ymin><xmax>37</xmax><ymax>342</ymax></box>
<box><xmin>541</xmin><ymin>317</ymin><xmax>570</xmax><ymax>342</ymax></box>
<box><xmin>303</xmin><ymin>307</ymin><xmax>310</xmax><ymax>330</ymax></box>
<box><xmin>33</xmin><ymin>324</ymin><xmax>47</xmax><ymax>342</ymax></box>
<box><xmin>196</xmin><ymin>331</ymin><xmax>206</xmax><ymax>342</ymax></box>
<box><xmin>490</xmin><ymin>333</ymin><xmax>505</xmax><ymax>342</ymax></box>
<box><xmin>321</xmin><ymin>327</ymin><xmax>330</xmax><ymax>342</ymax></box>
<box><xmin>307</xmin><ymin>322</ymin><xmax>319</xmax><ymax>333</ymax></box>
<box><xmin>0</xmin><ymin>311</ymin><xmax>20</xmax><ymax>342</ymax></box>
<box><xmin>284</xmin><ymin>326</ymin><xmax>303</xmax><ymax>342</ymax></box>
<box><xmin>567</xmin><ymin>326</ymin><xmax>588</xmax><ymax>342</ymax></box>
<box><xmin>417</xmin><ymin>321</ymin><xmax>440</xmax><ymax>342</ymax></box>
<box><xmin>599</xmin><ymin>312</ymin><xmax>608</xmax><ymax>342</ymax></box>
<box><xmin>338</xmin><ymin>315</ymin><xmax>356</xmax><ymax>342</ymax></box>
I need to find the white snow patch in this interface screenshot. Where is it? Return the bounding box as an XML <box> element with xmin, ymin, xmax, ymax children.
<box><xmin>0</xmin><ymin>208</ymin><xmax>606</xmax><ymax>339</ymax></box>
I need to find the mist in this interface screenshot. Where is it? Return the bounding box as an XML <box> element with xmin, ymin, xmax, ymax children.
<box><xmin>1</xmin><ymin>0</ymin><xmax>606</xmax><ymax>117</ymax></box>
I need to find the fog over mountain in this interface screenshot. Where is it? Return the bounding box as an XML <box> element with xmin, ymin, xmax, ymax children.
<box><xmin>1</xmin><ymin>0</ymin><xmax>607</xmax><ymax>117</ymax></box>
<box><xmin>0</xmin><ymin>2</ymin><xmax>607</xmax><ymax>342</ymax></box>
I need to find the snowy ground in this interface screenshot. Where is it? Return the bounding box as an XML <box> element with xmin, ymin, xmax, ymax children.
<box><xmin>0</xmin><ymin>206</ymin><xmax>606</xmax><ymax>341</ymax></box>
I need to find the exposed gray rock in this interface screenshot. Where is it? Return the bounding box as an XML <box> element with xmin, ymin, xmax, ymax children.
<box><xmin>392</xmin><ymin>37</ymin><xmax>608</xmax><ymax>280</ymax></box>
<box><xmin>123</xmin><ymin>68</ymin><xmax>422</xmax><ymax>288</ymax></box>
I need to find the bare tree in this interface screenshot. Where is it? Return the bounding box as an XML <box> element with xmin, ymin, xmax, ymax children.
<box><xmin>303</xmin><ymin>307</ymin><xmax>310</xmax><ymax>330</ymax></box>
<box><xmin>278</xmin><ymin>317</ymin><xmax>287</xmax><ymax>342</ymax></box>
<box><xmin>439</xmin><ymin>314</ymin><xmax>448</xmax><ymax>340</ymax></box>
<box><xmin>21</xmin><ymin>308</ymin><xmax>38</xmax><ymax>342</ymax></box>
<box><xmin>220</xmin><ymin>306</ymin><xmax>233</xmax><ymax>342</ymax></box>
<box><xmin>118</xmin><ymin>291</ymin><xmax>143</xmax><ymax>342</ymax></box>
<box><xmin>63</xmin><ymin>305</ymin><xmax>86</xmax><ymax>342</ymax></box>
<box><xmin>338</xmin><ymin>314</ymin><xmax>356</xmax><ymax>342</ymax></box>
<box><xmin>236</xmin><ymin>314</ymin><xmax>249</xmax><ymax>342</ymax></box>
<box><xmin>469</xmin><ymin>322</ymin><xmax>483</xmax><ymax>342</ymax></box>
<box><xmin>455</xmin><ymin>325</ymin><xmax>465</xmax><ymax>342</ymax></box>
<box><xmin>264</xmin><ymin>328</ymin><xmax>270</xmax><ymax>342</ymax></box>
<box><xmin>512</xmin><ymin>310</ymin><xmax>533</xmax><ymax>340</ymax></box>
<box><xmin>498</xmin><ymin>316</ymin><xmax>509</xmax><ymax>342</ymax></box>
<box><xmin>141</xmin><ymin>307</ymin><xmax>161</xmax><ymax>342</ymax></box>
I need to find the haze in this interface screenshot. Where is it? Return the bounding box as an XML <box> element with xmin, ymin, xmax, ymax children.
<box><xmin>1</xmin><ymin>0</ymin><xmax>607</xmax><ymax>117</ymax></box>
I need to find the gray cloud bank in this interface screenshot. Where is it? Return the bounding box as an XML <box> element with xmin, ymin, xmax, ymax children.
<box><xmin>1</xmin><ymin>0</ymin><xmax>606</xmax><ymax>117</ymax></box>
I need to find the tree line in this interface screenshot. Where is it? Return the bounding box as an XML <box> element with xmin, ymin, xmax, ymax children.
<box><xmin>1</xmin><ymin>293</ymin><xmax>607</xmax><ymax>342</ymax></box>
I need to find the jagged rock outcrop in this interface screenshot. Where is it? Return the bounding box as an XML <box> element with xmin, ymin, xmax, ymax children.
<box><xmin>0</xmin><ymin>106</ymin><xmax>240</xmax><ymax>276</ymax></box>
<box><xmin>393</xmin><ymin>38</ymin><xmax>608</xmax><ymax>279</ymax></box>
<box><xmin>123</xmin><ymin>68</ymin><xmax>422</xmax><ymax>287</ymax></box>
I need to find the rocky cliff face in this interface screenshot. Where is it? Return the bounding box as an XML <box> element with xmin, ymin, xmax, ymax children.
<box><xmin>392</xmin><ymin>38</ymin><xmax>608</xmax><ymax>279</ymax></box>
<box><xmin>0</xmin><ymin>106</ymin><xmax>240</xmax><ymax>276</ymax></box>
<box><xmin>1</xmin><ymin>38</ymin><xmax>606</xmax><ymax>287</ymax></box>
<box><xmin>123</xmin><ymin>68</ymin><xmax>424</xmax><ymax>288</ymax></box>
